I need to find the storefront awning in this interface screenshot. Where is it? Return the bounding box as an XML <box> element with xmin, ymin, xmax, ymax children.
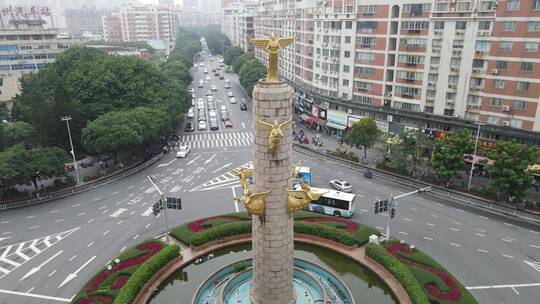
<box><xmin>326</xmin><ymin>122</ymin><xmax>347</xmax><ymax>130</ymax></box>
<box><xmin>299</xmin><ymin>114</ymin><xmax>310</xmax><ymax>121</ymax></box>
<box><xmin>306</xmin><ymin>115</ymin><xmax>317</xmax><ymax>124</ymax></box>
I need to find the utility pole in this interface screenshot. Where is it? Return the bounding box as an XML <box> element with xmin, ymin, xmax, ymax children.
<box><xmin>147</xmin><ymin>175</ymin><xmax>170</xmax><ymax>243</ymax></box>
<box><xmin>375</xmin><ymin>186</ymin><xmax>432</xmax><ymax>241</ymax></box>
<box><xmin>468</xmin><ymin>122</ymin><xmax>486</xmax><ymax>191</ymax></box>
<box><xmin>60</xmin><ymin>116</ymin><xmax>80</xmax><ymax>184</ymax></box>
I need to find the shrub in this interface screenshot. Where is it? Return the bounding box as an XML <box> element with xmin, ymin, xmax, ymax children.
<box><xmin>113</xmin><ymin>244</ymin><xmax>180</xmax><ymax>304</ymax></box>
<box><xmin>189</xmin><ymin>222</ymin><xmax>252</xmax><ymax>247</ymax></box>
<box><xmin>294</xmin><ymin>221</ymin><xmax>356</xmax><ymax>246</ymax></box>
<box><xmin>352</xmin><ymin>223</ymin><xmax>379</xmax><ymax>246</ymax></box>
<box><xmin>234</xmin><ymin>261</ymin><xmax>247</xmax><ymax>272</ymax></box>
<box><xmin>365</xmin><ymin>243</ymin><xmax>429</xmax><ymax>304</ymax></box>
<box><xmin>169</xmin><ymin>223</ymin><xmax>191</xmax><ymax>244</ymax></box>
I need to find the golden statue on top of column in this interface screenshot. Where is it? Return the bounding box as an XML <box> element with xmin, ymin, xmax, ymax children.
<box><xmin>249</xmin><ymin>33</ymin><xmax>294</xmax><ymax>82</ymax></box>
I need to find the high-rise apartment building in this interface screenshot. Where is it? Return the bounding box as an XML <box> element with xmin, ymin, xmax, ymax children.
<box><xmin>229</xmin><ymin>0</ymin><xmax>539</xmax><ymax>145</ymax></box>
<box><xmin>0</xmin><ymin>19</ymin><xmax>73</xmax><ymax>108</ymax></box>
<box><xmin>178</xmin><ymin>10</ymin><xmax>222</xmax><ymax>27</ymax></box>
<box><xmin>65</xmin><ymin>7</ymin><xmax>110</xmax><ymax>37</ymax></box>
<box><xmin>222</xmin><ymin>0</ymin><xmax>255</xmax><ymax>53</ymax></box>
<box><xmin>101</xmin><ymin>3</ymin><xmax>176</xmax><ymax>45</ymax></box>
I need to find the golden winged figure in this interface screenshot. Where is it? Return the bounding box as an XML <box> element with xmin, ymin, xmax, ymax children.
<box><xmin>231</xmin><ymin>167</ymin><xmax>253</xmax><ymax>191</ymax></box>
<box><xmin>284</xmin><ymin>181</ymin><xmax>326</xmax><ymax>213</ymax></box>
<box><xmin>234</xmin><ymin>189</ymin><xmax>272</xmax><ymax>217</ymax></box>
<box><xmin>249</xmin><ymin>33</ymin><xmax>294</xmax><ymax>82</ymax></box>
<box><xmin>256</xmin><ymin>118</ymin><xmax>293</xmax><ymax>156</ymax></box>
<box><xmin>291</xmin><ymin>160</ymin><xmax>304</xmax><ymax>179</ymax></box>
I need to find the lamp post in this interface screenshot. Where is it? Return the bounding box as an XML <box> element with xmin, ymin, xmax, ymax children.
<box><xmin>467</xmin><ymin>122</ymin><xmax>486</xmax><ymax>191</ymax></box>
<box><xmin>61</xmin><ymin>116</ymin><xmax>80</xmax><ymax>184</ymax></box>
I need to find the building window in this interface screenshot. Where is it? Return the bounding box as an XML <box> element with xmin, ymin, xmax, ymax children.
<box><xmin>358</xmin><ymin>5</ymin><xmax>379</xmax><ymax>14</ymax></box>
<box><xmin>528</xmin><ymin>21</ymin><xmax>540</xmax><ymax>32</ymax></box>
<box><xmin>453</xmin><ymin>40</ymin><xmax>464</xmax><ymax>49</ymax></box>
<box><xmin>502</xmin><ymin>21</ymin><xmax>517</xmax><ymax>31</ymax></box>
<box><xmin>344</xmin><ymin>51</ymin><xmax>351</xmax><ymax>58</ymax></box>
<box><xmin>437</xmin><ymin>3</ymin><xmax>449</xmax><ymax>11</ymax></box>
<box><xmin>343</xmin><ymin>79</ymin><xmax>349</xmax><ymax>86</ymax></box>
<box><xmin>475</xmin><ymin>41</ymin><xmax>490</xmax><ymax>51</ymax></box>
<box><xmin>444</xmin><ymin>109</ymin><xmax>454</xmax><ymax>116</ymax></box>
<box><xmin>434</xmin><ymin>21</ymin><xmax>445</xmax><ymax>30</ymax></box>
<box><xmin>345</xmin><ymin>21</ymin><xmax>353</xmax><ymax>29</ymax></box>
<box><xmin>524</xmin><ymin>42</ymin><xmax>538</xmax><ymax>52</ymax></box>
<box><xmin>494</xmin><ymin>79</ymin><xmax>505</xmax><ymax>89</ymax></box>
<box><xmin>352</xmin><ymin>95</ymin><xmax>373</xmax><ymax>104</ymax></box>
<box><xmin>424</xmin><ymin>106</ymin><xmax>434</xmax><ymax>113</ymax></box>
<box><xmin>345</xmin><ymin>36</ymin><xmax>351</xmax><ymax>43</ymax></box>
<box><xmin>450</xmin><ymin>58</ymin><xmax>461</xmax><ymax>67</ymax></box>
<box><xmin>521</xmin><ymin>62</ymin><xmax>533</xmax><ymax>72</ymax></box>
<box><xmin>430</xmin><ymin>56</ymin><xmax>440</xmax><ymax>65</ymax></box>
<box><xmin>354</xmin><ymin>66</ymin><xmax>375</xmax><ymax>77</ymax></box>
<box><xmin>534</xmin><ymin>0</ymin><xmax>540</xmax><ymax>10</ymax></box>
<box><xmin>506</xmin><ymin>0</ymin><xmax>520</xmax><ymax>11</ymax></box>
<box><xmin>478</xmin><ymin>21</ymin><xmax>491</xmax><ymax>30</ymax></box>
<box><xmin>354</xmin><ymin>81</ymin><xmax>373</xmax><ymax>91</ymax></box>
<box><xmin>517</xmin><ymin>81</ymin><xmax>530</xmax><ymax>92</ymax></box>
<box><xmin>496</xmin><ymin>60</ymin><xmax>508</xmax><ymax>70</ymax></box>
<box><xmin>487</xmin><ymin>115</ymin><xmax>499</xmax><ymax>125</ymax></box>
<box><xmin>489</xmin><ymin>97</ymin><xmax>502</xmax><ymax>107</ymax></box>
<box><xmin>512</xmin><ymin>100</ymin><xmax>526</xmax><ymax>110</ymax></box>
<box><xmin>355</xmin><ymin>51</ymin><xmax>375</xmax><ymax>63</ymax></box>
<box><xmin>499</xmin><ymin>41</ymin><xmax>513</xmax><ymax>51</ymax></box>
<box><xmin>458</xmin><ymin>2</ymin><xmax>471</xmax><ymax>11</ymax></box>
<box><xmin>510</xmin><ymin>119</ymin><xmax>523</xmax><ymax>128</ymax></box>
<box><xmin>456</xmin><ymin>21</ymin><xmax>467</xmax><ymax>30</ymax></box>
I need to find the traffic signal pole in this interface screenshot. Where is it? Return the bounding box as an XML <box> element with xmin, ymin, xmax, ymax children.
<box><xmin>147</xmin><ymin>175</ymin><xmax>170</xmax><ymax>243</ymax></box>
<box><xmin>383</xmin><ymin>186</ymin><xmax>432</xmax><ymax>241</ymax></box>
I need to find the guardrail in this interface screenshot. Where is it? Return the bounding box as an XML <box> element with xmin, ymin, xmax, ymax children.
<box><xmin>0</xmin><ymin>153</ymin><xmax>164</xmax><ymax>211</ymax></box>
<box><xmin>293</xmin><ymin>144</ymin><xmax>540</xmax><ymax>224</ymax></box>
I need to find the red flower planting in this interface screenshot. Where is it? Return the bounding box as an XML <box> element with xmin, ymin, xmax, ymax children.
<box><xmin>75</xmin><ymin>294</ymin><xmax>113</xmax><ymax>304</ymax></box>
<box><xmin>302</xmin><ymin>218</ymin><xmax>358</xmax><ymax>232</ymax></box>
<box><xmin>111</xmin><ymin>274</ymin><xmax>129</xmax><ymax>290</ymax></box>
<box><xmin>188</xmin><ymin>216</ymin><xmax>244</xmax><ymax>232</ymax></box>
<box><xmin>85</xmin><ymin>241</ymin><xmax>163</xmax><ymax>293</ymax></box>
<box><xmin>387</xmin><ymin>243</ymin><xmax>461</xmax><ymax>301</ymax></box>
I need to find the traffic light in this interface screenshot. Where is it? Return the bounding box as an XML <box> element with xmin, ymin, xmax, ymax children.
<box><xmin>390</xmin><ymin>207</ymin><xmax>396</xmax><ymax>219</ymax></box>
<box><xmin>152</xmin><ymin>202</ymin><xmax>160</xmax><ymax>216</ymax></box>
<box><xmin>382</xmin><ymin>199</ymin><xmax>389</xmax><ymax>212</ymax></box>
<box><xmin>374</xmin><ymin>200</ymin><xmax>380</xmax><ymax>214</ymax></box>
<box><xmin>166</xmin><ymin>197</ymin><xmax>182</xmax><ymax>210</ymax></box>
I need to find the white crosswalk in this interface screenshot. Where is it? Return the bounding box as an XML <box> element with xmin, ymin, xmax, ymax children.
<box><xmin>179</xmin><ymin>132</ymin><xmax>253</xmax><ymax>149</ymax></box>
<box><xmin>190</xmin><ymin>161</ymin><xmax>252</xmax><ymax>192</ymax></box>
<box><xmin>0</xmin><ymin>227</ymin><xmax>79</xmax><ymax>279</ymax></box>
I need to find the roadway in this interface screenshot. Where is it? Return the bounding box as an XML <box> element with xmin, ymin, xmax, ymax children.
<box><xmin>0</xmin><ymin>49</ymin><xmax>538</xmax><ymax>304</ymax></box>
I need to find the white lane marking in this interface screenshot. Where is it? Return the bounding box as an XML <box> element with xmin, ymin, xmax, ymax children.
<box><xmin>26</xmin><ymin>215</ymin><xmax>35</xmax><ymax>219</ymax></box>
<box><xmin>530</xmin><ymin>230</ymin><xmax>539</xmax><ymax>234</ymax></box>
<box><xmin>502</xmin><ymin>254</ymin><xmax>514</xmax><ymax>259</ymax></box>
<box><xmin>501</xmin><ymin>238</ymin><xmax>513</xmax><ymax>243</ymax></box>
<box><xmin>20</xmin><ymin>250</ymin><xmax>63</xmax><ymax>281</ymax></box>
<box><xmin>410</xmin><ymin>208</ymin><xmax>418</xmax><ymax>212</ymax></box>
<box><xmin>48</xmin><ymin>270</ymin><xmax>57</xmax><ymax>277</ymax></box>
<box><xmin>133</xmin><ymin>234</ymin><xmax>139</xmax><ymax>240</ymax></box>
<box><xmin>187</xmin><ymin>155</ymin><xmax>202</xmax><ymax>165</ymax></box>
<box><xmin>423</xmin><ymin>236</ymin><xmax>433</xmax><ymax>240</ymax></box>
<box><xmin>145</xmin><ymin>224</ymin><xmax>150</xmax><ymax>229</ymax></box>
<box><xmin>212</xmin><ymin>162</ymin><xmax>233</xmax><ymax>173</ymax></box>
<box><xmin>430</xmin><ymin>214</ymin><xmax>439</xmax><ymax>218</ymax></box>
<box><xmin>86</xmin><ymin>242</ymin><xmax>94</xmax><ymax>248</ymax></box>
<box><xmin>477</xmin><ymin>249</ymin><xmax>488</xmax><ymax>253</ymax></box>
<box><xmin>141</xmin><ymin>208</ymin><xmax>153</xmax><ymax>217</ymax></box>
<box><xmin>2</xmin><ymin>231</ymin><xmax>13</xmax><ymax>235</ymax></box>
<box><xmin>1</xmin><ymin>221</ymin><xmax>10</xmax><ymax>224</ymax></box>
<box><xmin>54</xmin><ymin>219</ymin><xmax>64</xmax><ymax>223</ymax></box>
<box><xmin>78</xmin><ymin>212</ymin><xmax>86</xmax><ymax>216</ymax></box>
<box><xmin>205</xmin><ymin>154</ymin><xmax>216</xmax><ymax>164</ymax></box>
<box><xmin>128</xmin><ymin>185</ymin><xmax>135</xmax><ymax>189</ymax></box>
<box><xmin>58</xmin><ymin>255</ymin><xmax>96</xmax><ymax>288</ymax></box>
<box><xmin>479</xmin><ymin>215</ymin><xmax>489</xmax><ymax>220</ymax></box>
<box><xmin>361</xmin><ymin>209</ymin><xmax>369</xmax><ymax>213</ymax></box>
<box><xmin>425</xmin><ymin>223</ymin><xmax>435</xmax><ymax>226</ymax></box>
<box><xmin>503</xmin><ymin>222</ymin><xmax>514</xmax><ymax>227</ymax></box>
<box><xmin>466</xmin><ymin>282</ymin><xmax>540</xmax><ymax>290</ymax></box>
<box><xmin>87</xmin><ymin>218</ymin><xmax>94</xmax><ymax>223</ymax></box>
<box><xmin>376</xmin><ymin>226</ymin><xmax>383</xmax><ymax>230</ymax></box>
<box><xmin>26</xmin><ymin>287</ymin><xmax>34</xmax><ymax>293</ymax></box>
<box><xmin>418</xmin><ymin>197</ymin><xmax>425</xmax><ymax>201</ymax></box>
<box><xmin>109</xmin><ymin>208</ymin><xmax>127</xmax><ymax>218</ymax></box>
<box><xmin>511</xmin><ymin>287</ymin><xmax>520</xmax><ymax>295</ymax></box>
<box><xmin>49</xmin><ymin>209</ymin><xmax>59</xmax><ymax>214</ymax></box>
<box><xmin>120</xmin><ymin>246</ymin><xmax>126</xmax><ymax>252</ymax></box>
<box><xmin>452</xmin><ymin>221</ymin><xmax>462</xmax><ymax>226</ymax></box>
<box><xmin>241</xmin><ymin>122</ymin><xmax>246</xmax><ymax>129</ymax></box>
<box><xmin>450</xmin><ymin>228</ymin><xmax>460</xmax><ymax>232</ymax></box>
<box><xmin>530</xmin><ymin>244</ymin><xmax>540</xmax><ymax>249</ymax></box>
<box><xmin>457</xmin><ymin>209</ymin><xmax>465</xmax><ymax>213</ymax></box>
<box><xmin>477</xmin><ymin>228</ymin><xmax>487</xmax><ymax>233</ymax></box>
<box><xmin>475</xmin><ymin>233</ymin><xmax>486</xmax><ymax>237</ymax></box>
<box><xmin>232</xmin><ymin>186</ymin><xmax>239</xmax><ymax>212</ymax></box>
<box><xmin>449</xmin><ymin>242</ymin><xmax>461</xmax><ymax>247</ymax></box>
<box><xmin>157</xmin><ymin>159</ymin><xmax>176</xmax><ymax>168</ymax></box>
<box><xmin>111</xmin><ymin>191</ymin><xmax>119</xmax><ymax>195</ymax></box>
<box><xmin>68</xmin><ymin>255</ymin><xmax>77</xmax><ymax>262</ymax></box>
<box><xmin>92</xmin><ymin>197</ymin><xmax>101</xmax><ymax>202</ymax></box>
<box><xmin>398</xmin><ymin>231</ymin><xmax>408</xmax><ymax>235</ymax></box>
<box><xmin>102</xmin><ymin>210</ymin><xmax>108</xmax><ymax>214</ymax></box>
<box><xmin>102</xmin><ymin>230</ymin><xmax>109</xmax><ymax>236</ymax></box>
<box><xmin>435</xmin><ymin>202</ymin><xmax>443</xmax><ymax>206</ymax></box>
<box><xmin>98</xmin><ymin>206</ymin><xmax>106</xmax><ymax>210</ymax></box>
<box><xmin>71</xmin><ymin>203</ymin><xmax>81</xmax><ymax>208</ymax></box>
<box><xmin>0</xmin><ymin>288</ymin><xmax>71</xmax><ymax>302</ymax></box>
<box><xmin>29</xmin><ymin>225</ymin><xmax>40</xmax><ymax>230</ymax></box>
<box><xmin>117</xmin><ymin>220</ymin><xmax>123</xmax><ymax>225</ymax></box>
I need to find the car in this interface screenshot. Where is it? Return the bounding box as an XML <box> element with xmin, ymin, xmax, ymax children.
<box><xmin>220</xmin><ymin>105</ymin><xmax>227</xmax><ymax>112</ymax></box>
<box><xmin>176</xmin><ymin>145</ymin><xmax>191</xmax><ymax>158</ymax></box>
<box><xmin>224</xmin><ymin>83</ymin><xmax>230</xmax><ymax>89</ymax></box>
<box><xmin>215</xmin><ymin>72</ymin><xmax>219</xmax><ymax>77</ymax></box>
<box><xmin>189</xmin><ymin>88</ymin><xmax>195</xmax><ymax>93</ymax></box>
<box><xmin>240</xmin><ymin>103</ymin><xmax>247</xmax><ymax>111</ymax></box>
<box><xmin>211</xmin><ymin>68</ymin><xmax>216</xmax><ymax>73</ymax></box>
<box><xmin>191</xmin><ymin>98</ymin><xmax>195</xmax><ymax>106</ymax></box>
<box><xmin>194</xmin><ymin>63</ymin><xmax>198</xmax><ymax>68</ymax></box>
<box><xmin>198</xmin><ymin>120</ymin><xmax>207</xmax><ymax>130</ymax></box>
<box><xmin>210</xmin><ymin>57</ymin><xmax>214</xmax><ymax>61</ymax></box>
<box><xmin>198</xmin><ymin>112</ymin><xmax>206</xmax><ymax>121</ymax></box>
<box><xmin>220</xmin><ymin>111</ymin><xmax>229</xmax><ymax>121</ymax></box>
<box><xmin>185</xmin><ymin>122</ymin><xmax>195</xmax><ymax>132</ymax></box>
<box><xmin>197</xmin><ymin>102</ymin><xmax>205</xmax><ymax>110</ymax></box>
<box><xmin>206</xmin><ymin>90</ymin><xmax>213</xmax><ymax>96</ymax></box>
<box><xmin>219</xmin><ymin>75</ymin><xmax>224</xmax><ymax>80</ymax></box>
<box><xmin>211</xmin><ymin>85</ymin><xmax>217</xmax><ymax>91</ymax></box>
<box><xmin>199</xmin><ymin>62</ymin><xmax>204</xmax><ymax>67</ymax></box>
<box><xmin>204</xmin><ymin>68</ymin><xmax>208</xmax><ymax>74</ymax></box>
<box><xmin>207</xmin><ymin>95</ymin><xmax>214</xmax><ymax>102</ymax></box>
<box><xmin>230</xmin><ymin>97</ymin><xmax>237</xmax><ymax>104</ymax></box>
<box><xmin>224</xmin><ymin>119</ymin><xmax>233</xmax><ymax>128</ymax></box>
<box><xmin>208</xmin><ymin>103</ymin><xmax>215</xmax><ymax>110</ymax></box>
<box><xmin>227</xmin><ymin>91</ymin><xmax>234</xmax><ymax>97</ymax></box>
<box><xmin>187</xmin><ymin>108</ymin><xmax>194</xmax><ymax>118</ymax></box>
<box><xmin>206</xmin><ymin>76</ymin><xmax>211</xmax><ymax>81</ymax></box>
<box><xmin>329</xmin><ymin>180</ymin><xmax>352</xmax><ymax>192</ymax></box>
<box><xmin>209</xmin><ymin>118</ymin><xmax>219</xmax><ymax>130</ymax></box>
<box><xmin>209</xmin><ymin>109</ymin><xmax>217</xmax><ymax>117</ymax></box>
<box><xmin>198</xmin><ymin>82</ymin><xmax>204</xmax><ymax>88</ymax></box>
<box><xmin>241</xmin><ymin>98</ymin><xmax>246</xmax><ymax>103</ymax></box>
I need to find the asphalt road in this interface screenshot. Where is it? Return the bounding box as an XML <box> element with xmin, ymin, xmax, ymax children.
<box><xmin>0</xmin><ymin>50</ymin><xmax>539</xmax><ymax>304</ymax></box>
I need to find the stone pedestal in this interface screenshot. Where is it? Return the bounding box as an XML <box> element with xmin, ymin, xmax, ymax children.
<box><xmin>250</xmin><ymin>79</ymin><xmax>295</xmax><ymax>304</ymax></box>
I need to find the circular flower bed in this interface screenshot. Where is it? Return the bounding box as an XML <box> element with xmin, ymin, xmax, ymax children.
<box><xmin>188</xmin><ymin>216</ymin><xmax>245</xmax><ymax>232</ymax></box>
<box><xmin>302</xmin><ymin>217</ymin><xmax>358</xmax><ymax>232</ymax></box>
<box><xmin>111</xmin><ymin>274</ymin><xmax>130</xmax><ymax>290</ymax></box>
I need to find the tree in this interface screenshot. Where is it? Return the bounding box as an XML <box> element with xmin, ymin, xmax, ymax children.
<box><xmin>233</xmin><ymin>54</ymin><xmax>253</xmax><ymax>73</ymax></box>
<box><xmin>26</xmin><ymin>147</ymin><xmax>69</xmax><ymax>190</ymax></box>
<box><xmin>239</xmin><ymin>58</ymin><xmax>266</xmax><ymax>97</ymax></box>
<box><xmin>345</xmin><ymin>118</ymin><xmax>381</xmax><ymax>159</ymax></box>
<box><xmin>202</xmin><ymin>31</ymin><xmax>230</xmax><ymax>55</ymax></box>
<box><xmin>0</xmin><ymin>145</ymin><xmax>31</xmax><ymax>192</ymax></box>
<box><xmin>486</xmin><ymin>140</ymin><xmax>537</xmax><ymax>203</ymax></box>
<box><xmin>431</xmin><ymin>129</ymin><xmax>473</xmax><ymax>186</ymax></box>
<box><xmin>224</xmin><ymin>47</ymin><xmax>245</xmax><ymax>66</ymax></box>
<box><xmin>0</xmin><ymin>121</ymin><xmax>36</xmax><ymax>150</ymax></box>
<box><xmin>162</xmin><ymin>60</ymin><xmax>192</xmax><ymax>85</ymax></box>
<box><xmin>0</xmin><ymin>104</ymin><xmax>8</xmax><ymax>121</ymax></box>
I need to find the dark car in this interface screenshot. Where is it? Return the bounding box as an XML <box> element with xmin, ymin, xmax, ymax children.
<box><xmin>219</xmin><ymin>75</ymin><xmax>224</xmax><ymax>80</ymax></box>
<box><xmin>185</xmin><ymin>122</ymin><xmax>195</xmax><ymax>132</ymax></box>
<box><xmin>215</xmin><ymin>72</ymin><xmax>219</xmax><ymax>77</ymax></box>
<box><xmin>240</xmin><ymin>103</ymin><xmax>247</xmax><ymax>111</ymax></box>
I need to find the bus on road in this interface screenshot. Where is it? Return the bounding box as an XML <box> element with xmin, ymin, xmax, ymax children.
<box><xmin>307</xmin><ymin>187</ymin><xmax>356</xmax><ymax>217</ymax></box>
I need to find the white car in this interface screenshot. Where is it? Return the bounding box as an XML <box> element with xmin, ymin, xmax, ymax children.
<box><xmin>204</xmin><ymin>68</ymin><xmax>208</xmax><ymax>74</ymax></box>
<box><xmin>230</xmin><ymin>97</ymin><xmax>237</xmax><ymax>104</ymax></box>
<box><xmin>329</xmin><ymin>180</ymin><xmax>352</xmax><ymax>192</ymax></box>
<box><xmin>187</xmin><ymin>108</ymin><xmax>194</xmax><ymax>118</ymax></box>
<box><xmin>189</xmin><ymin>88</ymin><xmax>195</xmax><ymax>93</ymax></box>
<box><xmin>194</xmin><ymin>63</ymin><xmax>198</xmax><ymax>68</ymax></box>
<box><xmin>197</xmin><ymin>101</ymin><xmax>205</xmax><ymax>110</ymax></box>
<box><xmin>176</xmin><ymin>145</ymin><xmax>190</xmax><ymax>158</ymax></box>
<box><xmin>200</xmin><ymin>62</ymin><xmax>204</xmax><ymax>67</ymax></box>
<box><xmin>220</xmin><ymin>105</ymin><xmax>227</xmax><ymax>112</ymax></box>
<box><xmin>227</xmin><ymin>91</ymin><xmax>234</xmax><ymax>97</ymax></box>
<box><xmin>211</xmin><ymin>85</ymin><xmax>217</xmax><ymax>91</ymax></box>
<box><xmin>206</xmin><ymin>76</ymin><xmax>211</xmax><ymax>81</ymax></box>
<box><xmin>198</xmin><ymin>120</ymin><xmax>207</xmax><ymax>130</ymax></box>
<box><xmin>209</xmin><ymin>110</ymin><xmax>217</xmax><ymax>118</ymax></box>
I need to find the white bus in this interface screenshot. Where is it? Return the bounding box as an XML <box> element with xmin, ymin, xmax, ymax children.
<box><xmin>307</xmin><ymin>187</ymin><xmax>356</xmax><ymax>217</ymax></box>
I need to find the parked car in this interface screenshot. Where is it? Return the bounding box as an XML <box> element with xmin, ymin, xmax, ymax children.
<box><xmin>230</xmin><ymin>97</ymin><xmax>237</xmax><ymax>104</ymax></box>
<box><xmin>214</xmin><ymin>71</ymin><xmax>219</xmax><ymax>77</ymax></box>
<box><xmin>187</xmin><ymin>108</ymin><xmax>194</xmax><ymax>118</ymax></box>
<box><xmin>329</xmin><ymin>180</ymin><xmax>352</xmax><ymax>192</ymax></box>
<box><xmin>198</xmin><ymin>120</ymin><xmax>207</xmax><ymax>130</ymax></box>
<box><xmin>227</xmin><ymin>91</ymin><xmax>234</xmax><ymax>97</ymax></box>
<box><xmin>176</xmin><ymin>145</ymin><xmax>190</xmax><ymax>158</ymax></box>
<box><xmin>224</xmin><ymin>83</ymin><xmax>230</xmax><ymax>89</ymax></box>
<box><xmin>220</xmin><ymin>105</ymin><xmax>227</xmax><ymax>112</ymax></box>
<box><xmin>206</xmin><ymin>76</ymin><xmax>211</xmax><ymax>81</ymax></box>
<box><xmin>220</xmin><ymin>111</ymin><xmax>229</xmax><ymax>121</ymax></box>
<box><xmin>209</xmin><ymin>110</ymin><xmax>217</xmax><ymax>118</ymax></box>
<box><xmin>206</xmin><ymin>90</ymin><xmax>213</xmax><ymax>96</ymax></box>
<box><xmin>224</xmin><ymin>119</ymin><xmax>233</xmax><ymax>128</ymax></box>
<box><xmin>185</xmin><ymin>122</ymin><xmax>195</xmax><ymax>132</ymax></box>
<box><xmin>209</xmin><ymin>118</ymin><xmax>219</xmax><ymax>130</ymax></box>
<box><xmin>199</xmin><ymin>62</ymin><xmax>204</xmax><ymax>67</ymax></box>
<box><xmin>208</xmin><ymin>103</ymin><xmax>215</xmax><ymax>110</ymax></box>
<box><xmin>240</xmin><ymin>103</ymin><xmax>247</xmax><ymax>111</ymax></box>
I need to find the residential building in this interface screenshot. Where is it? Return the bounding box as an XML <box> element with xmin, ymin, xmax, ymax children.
<box><xmin>87</xmin><ymin>45</ymin><xmax>149</xmax><ymax>58</ymax></box>
<box><xmin>101</xmin><ymin>3</ymin><xmax>176</xmax><ymax>45</ymax></box>
<box><xmin>0</xmin><ymin>19</ymin><xmax>73</xmax><ymax>108</ymax></box>
<box><xmin>64</xmin><ymin>7</ymin><xmax>110</xmax><ymax>37</ymax></box>
<box><xmin>223</xmin><ymin>0</ymin><xmax>539</xmax><ymax>146</ymax></box>
<box><xmin>222</xmin><ymin>0</ymin><xmax>255</xmax><ymax>53</ymax></box>
<box><xmin>178</xmin><ymin>10</ymin><xmax>221</xmax><ymax>27</ymax></box>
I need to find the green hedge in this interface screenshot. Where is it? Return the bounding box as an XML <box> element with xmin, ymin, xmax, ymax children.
<box><xmin>365</xmin><ymin>243</ymin><xmax>429</xmax><ymax>304</ymax></box>
<box><xmin>294</xmin><ymin>221</ymin><xmax>356</xmax><ymax>246</ymax></box>
<box><xmin>113</xmin><ymin>244</ymin><xmax>180</xmax><ymax>304</ymax></box>
<box><xmin>352</xmin><ymin>223</ymin><xmax>379</xmax><ymax>246</ymax></box>
<box><xmin>189</xmin><ymin>222</ymin><xmax>252</xmax><ymax>247</ymax></box>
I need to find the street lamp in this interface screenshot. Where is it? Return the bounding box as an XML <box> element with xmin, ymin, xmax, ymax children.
<box><xmin>61</xmin><ymin>116</ymin><xmax>80</xmax><ymax>184</ymax></box>
<box><xmin>467</xmin><ymin>122</ymin><xmax>486</xmax><ymax>191</ymax></box>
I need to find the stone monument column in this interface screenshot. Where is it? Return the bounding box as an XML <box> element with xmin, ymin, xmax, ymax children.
<box><xmin>250</xmin><ymin>79</ymin><xmax>295</xmax><ymax>304</ymax></box>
